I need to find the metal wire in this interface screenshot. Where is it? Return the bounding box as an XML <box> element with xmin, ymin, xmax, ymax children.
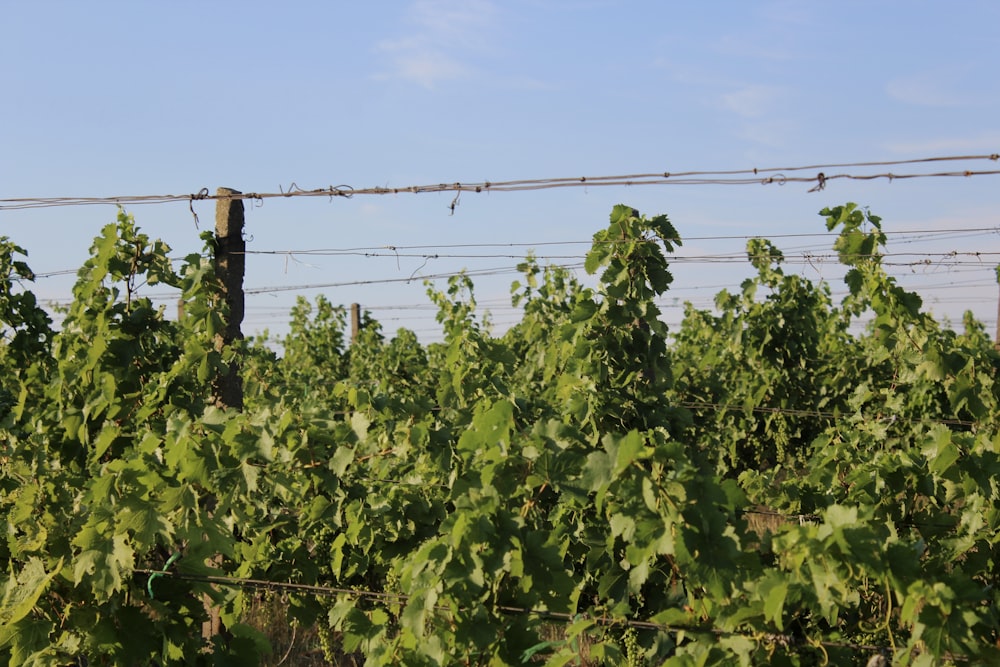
<box><xmin>2</xmin><ymin>153</ymin><xmax>998</xmax><ymax>211</ymax></box>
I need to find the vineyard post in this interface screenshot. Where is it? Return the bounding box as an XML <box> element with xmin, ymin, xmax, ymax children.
<box><xmin>995</xmin><ymin>285</ymin><xmax>999</xmax><ymax>350</ymax></box>
<box><xmin>200</xmin><ymin>187</ymin><xmax>246</xmax><ymax>644</ymax></box>
<box><xmin>213</xmin><ymin>187</ymin><xmax>245</xmax><ymax>410</ymax></box>
<box><xmin>351</xmin><ymin>302</ymin><xmax>361</xmax><ymax>343</ymax></box>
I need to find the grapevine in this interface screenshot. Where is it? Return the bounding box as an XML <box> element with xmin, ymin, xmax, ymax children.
<box><xmin>1</xmin><ymin>204</ymin><xmax>998</xmax><ymax>665</ymax></box>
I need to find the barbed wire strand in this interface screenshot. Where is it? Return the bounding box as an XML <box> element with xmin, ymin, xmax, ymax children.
<box><xmin>233</xmin><ymin>227</ymin><xmax>1000</xmax><ymax>255</ymax></box>
<box><xmin>32</xmin><ymin>247</ymin><xmax>979</xmax><ymax>300</ymax></box>
<box><xmin>211</xmin><ymin>257</ymin><xmax>1000</xmax><ymax>297</ymax></box>
<box><xmin>25</xmin><ymin>226</ymin><xmax>1000</xmax><ymax>280</ymax></box>
<box><xmin>2</xmin><ymin>154</ymin><xmax>999</xmax><ymax>211</ymax></box>
<box><xmin>233</xmin><ymin>250</ymin><xmax>1000</xmax><ymax>262</ymax></box>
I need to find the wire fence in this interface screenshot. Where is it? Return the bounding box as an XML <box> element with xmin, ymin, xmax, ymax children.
<box><xmin>2</xmin><ymin>153</ymin><xmax>998</xmax><ymax>213</ymax></box>
<box><xmin>8</xmin><ymin>154</ymin><xmax>998</xmax><ymax>663</ymax></box>
<box><xmin>5</xmin><ymin>153</ymin><xmax>999</xmax><ymax>344</ymax></box>
<box><xmin>20</xmin><ymin>211</ymin><xmax>1000</xmax><ymax>339</ymax></box>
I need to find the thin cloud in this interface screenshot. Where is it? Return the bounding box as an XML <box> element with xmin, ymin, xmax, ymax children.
<box><xmin>883</xmin><ymin>132</ymin><xmax>1000</xmax><ymax>155</ymax></box>
<box><xmin>651</xmin><ymin>59</ymin><xmax>719</xmax><ymax>87</ymax></box>
<box><xmin>757</xmin><ymin>0</ymin><xmax>815</xmax><ymax>26</ymax></box>
<box><xmin>721</xmin><ymin>84</ymin><xmax>785</xmax><ymax>118</ymax></box>
<box><xmin>499</xmin><ymin>75</ymin><xmax>559</xmax><ymax>92</ymax></box>
<box><xmin>886</xmin><ymin>69</ymin><xmax>977</xmax><ymax>108</ymax></box>
<box><xmin>410</xmin><ymin>0</ymin><xmax>496</xmax><ymax>47</ymax></box>
<box><xmin>380</xmin><ymin>48</ymin><xmax>470</xmax><ymax>88</ymax></box>
<box><xmin>651</xmin><ymin>59</ymin><xmax>791</xmax><ymax>147</ymax></box>
<box><xmin>731</xmin><ymin>118</ymin><xmax>792</xmax><ymax>149</ymax></box>
<box><xmin>712</xmin><ymin>34</ymin><xmax>793</xmax><ymax>61</ymax></box>
<box><xmin>375</xmin><ymin>0</ymin><xmax>497</xmax><ymax>88</ymax></box>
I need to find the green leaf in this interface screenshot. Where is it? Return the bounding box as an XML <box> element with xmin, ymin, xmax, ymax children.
<box><xmin>584</xmin><ymin>247</ymin><xmax>606</xmax><ymax>275</ymax></box>
<box><xmin>924</xmin><ymin>431</ymin><xmax>960</xmax><ymax>475</ymax></box>
<box><xmin>613</xmin><ymin>430</ymin><xmax>645</xmax><ymax>475</ymax></box>
<box><xmin>93</xmin><ymin>424</ymin><xmax>121</xmax><ymax>458</ymax></box>
<box><xmin>400</xmin><ymin>586</ymin><xmax>439</xmax><ymax>637</ymax></box>
<box><xmin>330</xmin><ymin>445</ymin><xmax>355</xmax><ymax>476</ymax></box>
<box><xmin>120</xmin><ymin>501</ymin><xmax>173</xmax><ymax>547</ymax></box>
<box><xmin>610</xmin><ymin>513</ymin><xmax>636</xmax><ymax>541</ymax></box>
<box><xmin>74</xmin><ymin>535</ymin><xmax>134</xmax><ymax>598</ymax></box>
<box><xmin>350</xmin><ymin>411</ymin><xmax>370</xmax><ymax>443</ymax></box>
<box><xmin>823</xmin><ymin>504</ymin><xmax>858</xmax><ymax>529</ymax></box>
<box><xmin>0</xmin><ymin>557</ymin><xmax>63</xmax><ymax>628</ymax></box>
<box><xmin>581</xmin><ymin>450</ymin><xmax>613</xmax><ymax>495</ymax></box>
<box><xmin>760</xmin><ymin>576</ymin><xmax>788</xmax><ymax>631</ymax></box>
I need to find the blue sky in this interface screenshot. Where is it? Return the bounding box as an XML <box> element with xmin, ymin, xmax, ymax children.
<box><xmin>2</xmin><ymin>1</ymin><xmax>998</xmax><ymax>342</ymax></box>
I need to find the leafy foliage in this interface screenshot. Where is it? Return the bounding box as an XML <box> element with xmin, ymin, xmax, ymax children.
<box><xmin>2</xmin><ymin>204</ymin><xmax>999</xmax><ymax>666</ymax></box>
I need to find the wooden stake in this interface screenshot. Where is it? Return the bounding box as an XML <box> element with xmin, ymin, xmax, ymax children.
<box><xmin>351</xmin><ymin>302</ymin><xmax>361</xmax><ymax>343</ymax></box>
<box><xmin>212</xmin><ymin>187</ymin><xmax>245</xmax><ymax>411</ymax></box>
<box><xmin>995</xmin><ymin>282</ymin><xmax>999</xmax><ymax>350</ymax></box>
<box><xmin>202</xmin><ymin>187</ymin><xmax>246</xmax><ymax>644</ymax></box>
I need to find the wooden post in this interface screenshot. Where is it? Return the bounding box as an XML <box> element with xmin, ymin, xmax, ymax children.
<box><xmin>213</xmin><ymin>187</ymin><xmax>245</xmax><ymax>411</ymax></box>
<box><xmin>202</xmin><ymin>187</ymin><xmax>246</xmax><ymax>644</ymax></box>
<box><xmin>995</xmin><ymin>283</ymin><xmax>1000</xmax><ymax>350</ymax></box>
<box><xmin>351</xmin><ymin>302</ymin><xmax>361</xmax><ymax>343</ymax></box>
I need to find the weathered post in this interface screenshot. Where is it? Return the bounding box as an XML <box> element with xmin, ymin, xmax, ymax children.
<box><xmin>351</xmin><ymin>302</ymin><xmax>361</xmax><ymax>343</ymax></box>
<box><xmin>995</xmin><ymin>280</ymin><xmax>999</xmax><ymax>350</ymax></box>
<box><xmin>202</xmin><ymin>187</ymin><xmax>246</xmax><ymax>643</ymax></box>
<box><xmin>213</xmin><ymin>186</ymin><xmax>245</xmax><ymax>410</ymax></box>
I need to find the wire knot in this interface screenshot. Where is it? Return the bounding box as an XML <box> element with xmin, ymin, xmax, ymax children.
<box><xmin>808</xmin><ymin>172</ymin><xmax>827</xmax><ymax>192</ymax></box>
<box><xmin>188</xmin><ymin>188</ymin><xmax>210</xmax><ymax>228</ymax></box>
